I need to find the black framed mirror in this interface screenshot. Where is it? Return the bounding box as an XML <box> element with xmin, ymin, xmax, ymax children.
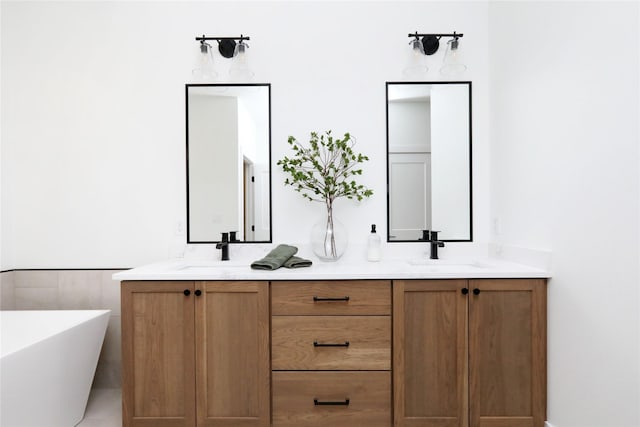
<box><xmin>386</xmin><ymin>81</ymin><xmax>472</xmax><ymax>242</ymax></box>
<box><xmin>186</xmin><ymin>83</ymin><xmax>272</xmax><ymax>243</ymax></box>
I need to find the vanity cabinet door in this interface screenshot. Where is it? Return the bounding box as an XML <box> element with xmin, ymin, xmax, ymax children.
<box><xmin>393</xmin><ymin>279</ymin><xmax>468</xmax><ymax>427</ymax></box>
<box><xmin>468</xmin><ymin>279</ymin><xmax>546</xmax><ymax>427</ymax></box>
<box><xmin>121</xmin><ymin>281</ymin><xmax>196</xmax><ymax>427</ymax></box>
<box><xmin>195</xmin><ymin>281</ymin><xmax>270</xmax><ymax>427</ymax></box>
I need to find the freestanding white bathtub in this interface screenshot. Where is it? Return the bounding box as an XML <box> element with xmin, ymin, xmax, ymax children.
<box><xmin>1</xmin><ymin>310</ymin><xmax>110</xmax><ymax>427</ymax></box>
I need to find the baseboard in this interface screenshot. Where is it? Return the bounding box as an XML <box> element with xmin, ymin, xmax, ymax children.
<box><xmin>545</xmin><ymin>421</ymin><xmax>555</xmax><ymax>427</ymax></box>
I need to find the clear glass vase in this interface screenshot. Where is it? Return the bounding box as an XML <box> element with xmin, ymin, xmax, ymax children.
<box><xmin>311</xmin><ymin>206</ymin><xmax>348</xmax><ymax>261</ymax></box>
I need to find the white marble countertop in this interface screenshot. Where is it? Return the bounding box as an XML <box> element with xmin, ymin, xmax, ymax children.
<box><xmin>113</xmin><ymin>255</ymin><xmax>550</xmax><ymax>281</ymax></box>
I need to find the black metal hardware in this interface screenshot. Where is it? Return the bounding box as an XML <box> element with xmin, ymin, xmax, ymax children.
<box><xmin>313</xmin><ymin>296</ymin><xmax>350</xmax><ymax>302</ymax></box>
<box><xmin>461</xmin><ymin>288</ymin><xmax>469</xmax><ymax>295</ymax></box>
<box><xmin>408</xmin><ymin>31</ymin><xmax>464</xmax><ymax>39</ymax></box>
<box><xmin>428</xmin><ymin>230</ymin><xmax>445</xmax><ymax>260</ymax></box>
<box><xmin>216</xmin><ymin>232</ymin><xmax>230</xmax><ymax>260</ymax></box>
<box><xmin>473</xmin><ymin>288</ymin><xmax>480</xmax><ymax>295</ymax></box>
<box><xmin>184</xmin><ymin>289</ymin><xmax>191</xmax><ymax>296</ymax></box>
<box><xmin>407</xmin><ymin>31</ymin><xmax>463</xmax><ymax>56</ymax></box>
<box><xmin>314</xmin><ymin>341</ymin><xmax>350</xmax><ymax>348</ymax></box>
<box><xmin>195</xmin><ymin>290</ymin><xmax>202</xmax><ymax>297</ymax></box>
<box><xmin>196</xmin><ymin>35</ymin><xmax>251</xmax><ymax>42</ymax></box>
<box><xmin>195</xmin><ymin>35</ymin><xmax>251</xmax><ymax>58</ymax></box>
<box><xmin>314</xmin><ymin>399</ymin><xmax>350</xmax><ymax>406</ymax></box>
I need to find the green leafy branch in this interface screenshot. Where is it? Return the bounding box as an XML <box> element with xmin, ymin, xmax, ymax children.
<box><xmin>277</xmin><ymin>130</ymin><xmax>374</xmax><ymax>207</ymax></box>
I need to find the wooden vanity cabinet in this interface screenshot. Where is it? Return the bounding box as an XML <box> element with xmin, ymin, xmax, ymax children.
<box><xmin>121</xmin><ymin>280</ymin><xmax>270</xmax><ymax>427</ymax></box>
<box><xmin>393</xmin><ymin>278</ymin><xmax>547</xmax><ymax>427</ymax></box>
<box><xmin>121</xmin><ymin>277</ymin><xmax>546</xmax><ymax>427</ymax></box>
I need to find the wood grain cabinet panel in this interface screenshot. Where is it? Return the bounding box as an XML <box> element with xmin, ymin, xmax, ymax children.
<box><xmin>272</xmin><ymin>371</ymin><xmax>391</xmax><ymax>427</ymax></box>
<box><xmin>272</xmin><ymin>315</ymin><xmax>390</xmax><ymax>370</ymax></box>
<box><xmin>196</xmin><ymin>281</ymin><xmax>270</xmax><ymax>427</ymax></box>
<box><xmin>394</xmin><ymin>279</ymin><xmax>468</xmax><ymax>427</ymax></box>
<box><xmin>122</xmin><ymin>280</ymin><xmax>270</xmax><ymax>427</ymax></box>
<box><xmin>121</xmin><ymin>281</ymin><xmax>196</xmax><ymax>427</ymax></box>
<box><xmin>394</xmin><ymin>278</ymin><xmax>547</xmax><ymax>427</ymax></box>
<box><xmin>469</xmin><ymin>279</ymin><xmax>546</xmax><ymax>427</ymax></box>
<box><xmin>271</xmin><ymin>280</ymin><xmax>391</xmax><ymax>315</ymax></box>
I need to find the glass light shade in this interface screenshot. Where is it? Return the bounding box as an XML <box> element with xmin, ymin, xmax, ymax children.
<box><xmin>403</xmin><ymin>39</ymin><xmax>428</xmax><ymax>79</ymax></box>
<box><xmin>229</xmin><ymin>42</ymin><xmax>255</xmax><ymax>81</ymax></box>
<box><xmin>440</xmin><ymin>38</ymin><xmax>467</xmax><ymax>76</ymax></box>
<box><xmin>192</xmin><ymin>42</ymin><xmax>217</xmax><ymax>82</ymax></box>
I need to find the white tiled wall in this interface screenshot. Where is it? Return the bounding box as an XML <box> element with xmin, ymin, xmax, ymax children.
<box><xmin>0</xmin><ymin>269</ymin><xmax>123</xmax><ymax>388</ymax></box>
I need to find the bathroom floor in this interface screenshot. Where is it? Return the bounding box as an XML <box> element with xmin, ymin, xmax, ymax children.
<box><xmin>77</xmin><ymin>388</ymin><xmax>121</xmax><ymax>427</ymax></box>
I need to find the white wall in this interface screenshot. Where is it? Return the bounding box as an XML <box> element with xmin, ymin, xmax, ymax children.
<box><xmin>1</xmin><ymin>1</ymin><xmax>490</xmax><ymax>268</ymax></box>
<box><xmin>489</xmin><ymin>2</ymin><xmax>639</xmax><ymax>426</ymax></box>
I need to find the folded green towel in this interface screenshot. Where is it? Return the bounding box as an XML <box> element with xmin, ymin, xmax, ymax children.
<box><xmin>251</xmin><ymin>244</ymin><xmax>298</xmax><ymax>270</ymax></box>
<box><xmin>283</xmin><ymin>255</ymin><xmax>313</xmax><ymax>269</ymax></box>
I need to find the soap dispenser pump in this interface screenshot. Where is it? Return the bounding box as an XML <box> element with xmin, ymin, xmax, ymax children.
<box><xmin>367</xmin><ymin>224</ymin><xmax>381</xmax><ymax>262</ymax></box>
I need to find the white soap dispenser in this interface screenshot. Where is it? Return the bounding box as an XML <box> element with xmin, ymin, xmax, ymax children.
<box><xmin>367</xmin><ymin>224</ymin><xmax>381</xmax><ymax>262</ymax></box>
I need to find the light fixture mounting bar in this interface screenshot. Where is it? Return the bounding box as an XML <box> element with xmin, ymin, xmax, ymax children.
<box><xmin>408</xmin><ymin>32</ymin><xmax>463</xmax><ymax>39</ymax></box>
<box><xmin>195</xmin><ymin>35</ymin><xmax>250</xmax><ymax>42</ymax></box>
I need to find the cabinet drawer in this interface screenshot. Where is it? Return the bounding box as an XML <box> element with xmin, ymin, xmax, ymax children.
<box><xmin>272</xmin><ymin>371</ymin><xmax>391</xmax><ymax>427</ymax></box>
<box><xmin>272</xmin><ymin>316</ymin><xmax>390</xmax><ymax>370</ymax></box>
<box><xmin>271</xmin><ymin>281</ymin><xmax>391</xmax><ymax>315</ymax></box>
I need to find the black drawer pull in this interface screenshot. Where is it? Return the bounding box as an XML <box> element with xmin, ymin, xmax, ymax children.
<box><xmin>313</xmin><ymin>296</ymin><xmax>350</xmax><ymax>302</ymax></box>
<box><xmin>314</xmin><ymin>341</ymin><xmax>350</xmax><ymax>347</ymax></box>
<box><xmin>314</xmin><ymin>398</ymin><xmax>350</xmax><ymax>406</ymax></box>
<box><xmin>183</xmin><ymin>289</ymin><xmax>191</xmax><ymax>296</ymax></box>
<box><xmin>473</xmin><ymin>288</ymin><xmax>481</xmax><ymax>295</ymax></box>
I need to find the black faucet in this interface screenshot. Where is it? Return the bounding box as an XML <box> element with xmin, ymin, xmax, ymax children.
<box><xmin>422</xmin><ymin>230</ymin><xmax>445</xmax><ymax>259</ymax></box>
<box><xmin>216</xmin><ymin>232</ymin><xmax>230</xmax><ymax>261</ymax></box>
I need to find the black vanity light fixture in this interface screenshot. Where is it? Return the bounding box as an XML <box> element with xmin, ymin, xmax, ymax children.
<box><xmin>196</xmin><ymin>34</ymin><xmax>251</xmax><ymax>58</ymax></box>
<box><xmin>193</xmin><ymin>34</ymin><xmax>254</xmax><ymax>81</ymax></box>
<box><xmin>404</xmin><ymin>31</ymin><xmax>467</xmax><ymax>77</ymax></box>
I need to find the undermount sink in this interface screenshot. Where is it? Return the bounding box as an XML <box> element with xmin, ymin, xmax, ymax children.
<box><xmin>407</xmin><ymin>258</ymin><xmax>492</xmax><ymax>269</ymax></box>
<box><xmin>175</xmin><ymin>261</ymin><xmax>248</xmax><ymax>271</ymax></box>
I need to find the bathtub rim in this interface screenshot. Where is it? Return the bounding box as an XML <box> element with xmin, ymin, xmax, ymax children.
<box><xmin>0</xmin><ymin>309</ymin><xmax>111</xmax><ymax>358</ymax></box>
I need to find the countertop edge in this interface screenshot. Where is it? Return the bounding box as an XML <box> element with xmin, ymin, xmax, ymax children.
<box><xmin>112</xmin><ymin>258</ymin><xmax>551</xmax><ymax>281</ymax></box>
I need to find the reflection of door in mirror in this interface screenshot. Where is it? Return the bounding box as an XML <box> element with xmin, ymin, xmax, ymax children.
<box><xmin>187</xmin><ymin>84</ymin><xmax>271</xmax><ymax>243</ymax></box>
<box><xmin>386</xmin><ymin>82</ymin><xmax>472</xmax><ymax>242</ymax></box>
<box><xmin>389</xmin><ymin>153</ymin><xmax>430</xmax><ymax>240</ymax></box>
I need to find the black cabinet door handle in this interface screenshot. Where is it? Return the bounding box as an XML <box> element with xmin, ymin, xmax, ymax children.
<box><xmin>183</xmin><ymin>289</ymin><xmax>191</xmax><ymax>296</ymax></box>
<box><xmin>314</xmin><ymin>398</ymin><xmax>350</xmax><ymax>406</ymax></box>
<box><xmin>473</xmin><ymin>288</ymin><xmax>480</xmax><ymax>295</ymax></box>
<box><xmin>313</xmin><ymin>341</ymin><xmax>350</xmax><ymax>347</ymax></box>
<box><xmin>461</xmin><ymin>288</ymin><xmax>469</xmax><ymax>295</ymax></box>
<box><xmin>195</xmin><ymin>290</ymin><xmax>202</xmax><ymax>296</ymax></box>
<box><xmin>313</xmin><ymin>296</ymin><xmax>350</xmax><ymax>302</ymax></box>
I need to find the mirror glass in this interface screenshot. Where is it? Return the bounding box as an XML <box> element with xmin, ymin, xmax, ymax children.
<box><xmin>386</xmin><ymin>81</ymin><xmax>472</xmax><ymax>242</ymax></box>
<box><xmin>186</xmin><ymin>84</ymin><xmax>271</xmax><ymax>243</ymax></box>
